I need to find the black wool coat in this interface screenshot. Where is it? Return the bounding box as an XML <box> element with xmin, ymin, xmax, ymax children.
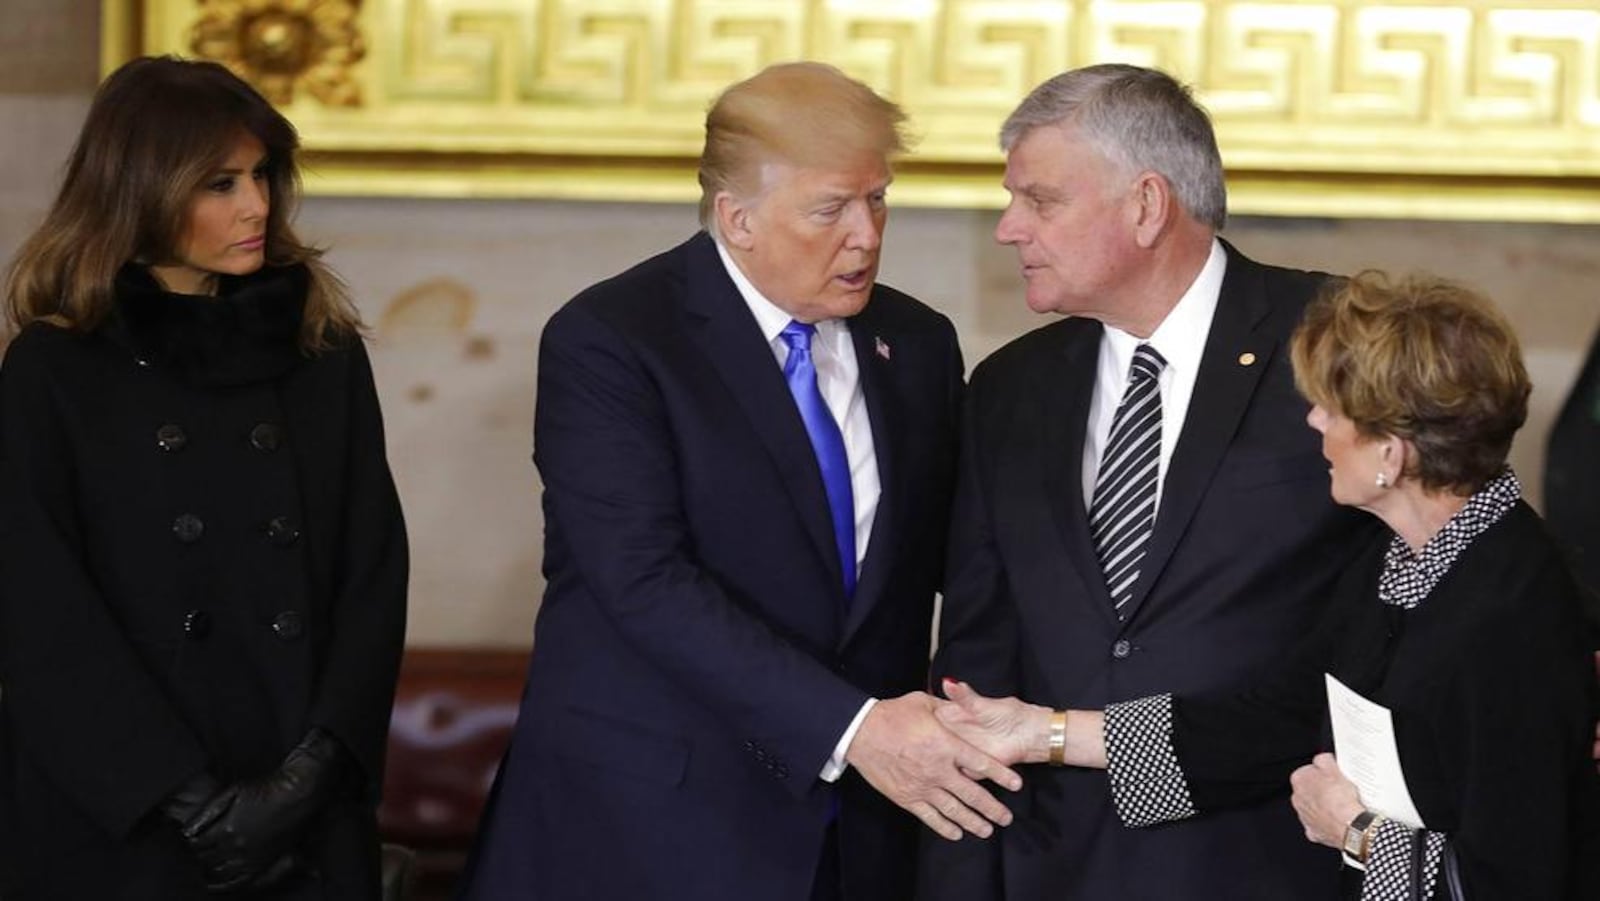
<box><xmin>0</xmin><ymin>266</ymin><xmax>408</xmax><ymax>900</ymax></box>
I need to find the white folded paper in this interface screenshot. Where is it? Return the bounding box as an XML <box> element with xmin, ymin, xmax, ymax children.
<box><xmin>1324</xmin><ymin>673</ymin><xmax>1426</xmax><ymax>830</ymax></box>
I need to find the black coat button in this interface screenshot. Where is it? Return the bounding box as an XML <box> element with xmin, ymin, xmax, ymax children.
<box><xmin>182</xmin><ymin>609</ymin><xmax>211</xmax><ymax>639</ymax></box>
<box><xmin>172</xmin><ymin>514</ymin><xmax>205</xmax><ymax>544</ymax></box>
<box><xmin>271</xmin><ymin>611</ymin><xmax>304</xmax><ymax>641</ymax></box>
<box><xmin>1112</xmin><ymin>639</ymin><xmax>1132</xmax><ymax>659</ymax></box>
<box><xmin>155</xmin><ymin>424</ymin><xmax>188</xmax><ymax>453</ymax></box>
<box><xmin>249</xmin><ymin>423</ymin><xmax>281</xmax><ymax>453</ymax></box>
<box><xmin>264</xmin><ymin>516</ymin><xmax>301</xmax><ymax>546</ymax></box>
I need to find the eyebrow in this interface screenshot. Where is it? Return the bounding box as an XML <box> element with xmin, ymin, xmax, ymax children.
<box><xmin>212</xmin><ymin>155</ymin><xmax>270</xmax><ymax>174</ymax></box>
<box><xmin>1009</xmin><ymin>181</ymin><xmax>1063</xmax><ymax>202</ymax></box>
<box><xmin>814</xmin><ymin>178</ymin><xmax>894</xmax><ymax>203</ymax></box>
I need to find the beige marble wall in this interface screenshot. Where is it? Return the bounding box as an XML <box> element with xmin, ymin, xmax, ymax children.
<box><xmin>4</xmin><ymin>5</ymin><xmax>1596</xmax><ymax>647</ymax></box>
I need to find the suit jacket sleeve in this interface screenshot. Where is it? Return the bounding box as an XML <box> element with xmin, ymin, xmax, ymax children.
<box><xmin>1168</xmin><ymin>540</ymin><xmax>1381</xmax><ymax>812</ymax></box>
<box><xmin>306</xmin><ymin>339</ymin><xmax>409</xmax><ymax>796</ymax></box>
<box><xmin>0</xmin><ymin>326</ymin><xmax>209</xmax><ymax>836</ymax></box>
<box><xmin>533</xmin><ymin>302</ymin><xmax>870</xmax><ymax>794</ymax></box>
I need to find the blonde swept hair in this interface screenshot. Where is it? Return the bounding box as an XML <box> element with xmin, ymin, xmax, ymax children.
<box><xmin>697</xmin><ymin>61</ymin><xmax>909</xmax><ymax>231</ymax></box>
<box><xmin>4</xmin><ymin>56</ymin><xmax>361</xmax><ymax>352</ymax></box>
<box><xmin>1290</xmin><ymin>271</ymin><xmax>1530</xmax><ymax>494</ymax></box>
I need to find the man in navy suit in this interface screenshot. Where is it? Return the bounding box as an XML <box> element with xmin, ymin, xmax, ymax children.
<box><xmin>460</xmin><ymin>62</ymin><xmax>1021</xmax><ymax>901</ymax></box>
<box><xmin>917</xmin><ymin>65</ymin><xmax>1378</xmax><ymax>899</ymax></box>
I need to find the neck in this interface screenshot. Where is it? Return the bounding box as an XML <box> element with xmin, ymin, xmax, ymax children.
<box><xmin>1376</xmin><ymin>486</ymin><xmax>1470</xmax><ymax>553</ymax></box>
<box><xmin>147</xmin><ymin>265</ymin><xmax>218</xmax><ymax>297</ymax></box>
<box><xmin>1113</xmin><ymin>225</ymin><xmax>1214</xmax><ymax>338</ymax></box>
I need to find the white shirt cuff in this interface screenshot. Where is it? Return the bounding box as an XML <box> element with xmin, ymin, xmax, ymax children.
<box><xmin>819</xmin><ymin>697</ymin><xmax>877</xmax><ymax>782</ymax></box>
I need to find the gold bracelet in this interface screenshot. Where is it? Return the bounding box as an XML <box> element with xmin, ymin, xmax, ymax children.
<box><xmin>1048</xmin><ymin>710</ymin><xmax>1067</xmax><ymax>766</ymax></box>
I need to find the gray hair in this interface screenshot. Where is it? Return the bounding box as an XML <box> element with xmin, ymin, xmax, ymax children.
<box><xmin>1000</xmin><ymin>64</ymin><xmax>1227</xmax><ymax>230</ymax></box>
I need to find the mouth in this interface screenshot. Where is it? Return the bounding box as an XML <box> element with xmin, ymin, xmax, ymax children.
<box><xmin>834</xmin><ymin>267</ymin><xmax>872</xmax><ymax>290</ymax></box>
<box><xmin>235</xmin><ymin>236</ymin><xmax>265</xmax><ymax>251</ymax></box>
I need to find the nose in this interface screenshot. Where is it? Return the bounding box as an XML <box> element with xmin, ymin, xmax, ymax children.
<box><xmin>1306</xmin><ymin>404</ymin><xmax>1327</xmax><ymax>432</ymax></box>
<box><xmin>242</xmin><ymin>177</ymin><xmax>269</xmax><ymax>222</ymax></box>
<box><xmin>845</xmin><ymin>202</ymin><xmax>883</xmax><ymax>252</ymax></box>
<box><xmin>994</xmin><ymin>201</ymin><xmax>1022</xmax><ymax>245</ymax></box>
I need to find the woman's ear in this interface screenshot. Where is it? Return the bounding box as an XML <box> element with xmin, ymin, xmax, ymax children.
<box><xmin>1381</xmin><ymin>435</ymin><xmax>1415</xmax><ymax>484</ymax></box>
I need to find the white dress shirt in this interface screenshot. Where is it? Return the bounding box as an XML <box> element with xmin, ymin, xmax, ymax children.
<box><xmin>715</xmin><ymin>241</ymin><xmax>879</xmax><ymax>782</ymax></box>
<box><xmin>1082</xmin><ymin>239</ymin><xmax>1228</xmax><ymax>512</ymax></box>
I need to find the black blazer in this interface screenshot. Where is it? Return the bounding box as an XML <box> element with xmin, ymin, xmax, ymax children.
<box><xmin>0</xmin><ymin>267</ymin><xmax>408</xmax><ymax>899</ymax></box>
<box><xmin>922</xmin><ymin>244</ymin><xmax>1378</xmax><ymax>900</ymax></box>
<box><xmin>461</xmin><ymin>232</ymin><xmax>963</xmax><ymax>901</ymax></box>
<box><xmin>1179</xmin><ymin>503</ymin><xmax>1600</xmax><ymax>898</ymax></box>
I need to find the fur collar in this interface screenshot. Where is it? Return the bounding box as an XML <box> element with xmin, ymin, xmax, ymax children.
<box><xmin>104</xmin><ymin>264</ymin><xmax>309</xmax><ymax>386</ymax></box>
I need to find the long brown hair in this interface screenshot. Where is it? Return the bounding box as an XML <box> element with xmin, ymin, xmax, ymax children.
<box><xmin>4</xmin><ymin>55</ymin><xmax>360</xmax><ymax>351</ymax></box>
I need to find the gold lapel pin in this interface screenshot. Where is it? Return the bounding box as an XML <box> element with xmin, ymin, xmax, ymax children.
<box><xmin>1238</xmin><ymin>352</ymin><xmax>1256</xmax><ymax>366</ymax></box>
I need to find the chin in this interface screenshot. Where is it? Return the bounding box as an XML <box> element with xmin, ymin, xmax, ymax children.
<box><xmin>223</xmin><ymin>259</ymin><xmax>267</xmax><ymax>277</ymax></box>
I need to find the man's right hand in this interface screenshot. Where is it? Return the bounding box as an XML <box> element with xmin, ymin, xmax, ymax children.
<box><xmin>844</xmin><ymin>691</ymin><xmax>1023</xmax><ymax>841</ymax></box>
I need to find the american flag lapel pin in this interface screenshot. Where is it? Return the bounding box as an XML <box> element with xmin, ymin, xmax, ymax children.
<box><xmin>875</xmin><ymin>336</ymin><xmax>892</xmax><ymax>361</ymax></box>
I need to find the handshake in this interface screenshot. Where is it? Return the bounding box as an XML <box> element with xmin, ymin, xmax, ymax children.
<box><xmin>841</xmin><ymin>679</ymin><xmax>1073</xmax><ymax>842</ymax></box>
<box><xmin>160</xmin><ymin>728</ymin><xmax>350</xmax><ymax>892</ymax></box>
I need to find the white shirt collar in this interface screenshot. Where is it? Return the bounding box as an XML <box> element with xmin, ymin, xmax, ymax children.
<box><xmin>1101</xmin><ymin>238</ymin><xmax>1226</xmax><ymax>379</ymax></box>
<box><xmin>712</xmin><ymin>237</ymin><xmax>851</xmax><ymax>352</ymax></box>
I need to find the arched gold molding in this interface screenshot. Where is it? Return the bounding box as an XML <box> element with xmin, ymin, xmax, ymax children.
<box><xmin>103</xmin><ymin>0</ymin><xmax>1600</xmax><ymax>222</ymax></box>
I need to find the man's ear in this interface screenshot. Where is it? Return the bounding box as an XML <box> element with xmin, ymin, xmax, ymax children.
<box><xmin>715</xmin><ymin>191</ymin><xmax>756</xmax><ymax>251</ymax></box>
<box><xmin>1131</xmin><ymin>171</ymin><xmax>1174</xmax><ymax>249</ymax></box>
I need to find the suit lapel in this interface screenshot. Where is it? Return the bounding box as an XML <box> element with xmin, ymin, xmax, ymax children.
<box><xmin>1038</xmin><ymin>323</ymin><xmax>1124</xmax><ymax>633</ymax></box>
<box><xmin>1117</xmin><ymin>244</ymin><xmax>1276</xmax><ymax>627</ymax></box>
<box><xmin>839</xmin><ymin>305</ymin><xmax>899</xmax><ymax>646</ymax></box>
<box><xmin>681</xmin><ymin>234</ymin><xmax>844</xmax><ymax>594</ymax></box>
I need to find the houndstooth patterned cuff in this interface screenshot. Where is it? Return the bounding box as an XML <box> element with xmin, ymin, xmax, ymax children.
<box><xmin>1104</xmin><ymin>693</ymin><xmax>1197</xmax><ymax>828</ymax></box>
<box><xmin>1360</xmin><ymin>819</ymin><xmax>1447</xmax><ymax>900</ymax></box>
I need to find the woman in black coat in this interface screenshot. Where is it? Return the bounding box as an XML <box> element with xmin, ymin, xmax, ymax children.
<box><xmin>0</xmin><ymin>56</ymin><xmax>408</xmax><ymax>899</ymax></box>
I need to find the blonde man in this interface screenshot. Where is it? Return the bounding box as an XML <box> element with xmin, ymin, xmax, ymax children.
<box><xmin>461</xmin><ymin>62</ymin><xmax>1018</xmax><ymax>901</ymax></box>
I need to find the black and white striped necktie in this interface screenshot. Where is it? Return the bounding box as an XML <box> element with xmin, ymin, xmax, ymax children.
<box><xmin>1089</xmin><ymin>344</ymin><xmax>1167</xmax><ymax>618</ymax></box>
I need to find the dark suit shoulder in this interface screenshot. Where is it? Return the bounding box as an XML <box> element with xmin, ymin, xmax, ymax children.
<box><xmin>558</xmin><ymin>235</ymin><xmax>696</xmax><ymax>326</ymax></box>
<box><xmin>857</xmin><ymin>281</ymin><xmax>958</xmax><ymax>345</ymax></box>
<box><xmin>968</xmin><ymin>316</ymin><xmax>1090</xmax><ymax>389</ymax></box>
<box><xmin>1219</xmin><ymin>242</ymin><xmax>1338</xmax><ymax>311</ymax></box>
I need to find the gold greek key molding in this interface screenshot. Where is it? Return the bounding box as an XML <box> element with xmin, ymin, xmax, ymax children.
<box><xmin>103</xmin><ymin>0</ymin><xmax>1600</xmax><ymax>222</ymax></box>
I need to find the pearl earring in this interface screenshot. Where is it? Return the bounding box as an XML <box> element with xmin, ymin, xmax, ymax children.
<box><xmin>1375</xmin><ymin>472</ymin><xmax>1389</xmax><ymax>489</ymax></box>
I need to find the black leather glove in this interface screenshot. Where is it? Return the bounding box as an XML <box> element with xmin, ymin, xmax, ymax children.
<box><xmin>183</xmin><ymin>728</ymin><xmax>349</xmax><ymax>891</ymax></box>
<box><xmin>161</xmin><ymin>771</ymin><xmax>226</xmax><ymax>828</ymax></box>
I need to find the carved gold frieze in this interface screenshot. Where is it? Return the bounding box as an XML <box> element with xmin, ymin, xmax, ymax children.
<box><xmin>187</xmin><ymin>0</ymin><xmax>366</xmax><ymax>107</ymax></box>
<box><xmin>102</xmin><ymin>0</ymin><xmax>1600</xmax><ymax>221</ymax></box>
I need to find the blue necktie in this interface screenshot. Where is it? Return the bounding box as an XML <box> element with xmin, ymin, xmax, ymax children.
<box><xmin>779</xmin><ymin>321</ymin><xmax>857</xmax><ymax>601</ymax></box>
